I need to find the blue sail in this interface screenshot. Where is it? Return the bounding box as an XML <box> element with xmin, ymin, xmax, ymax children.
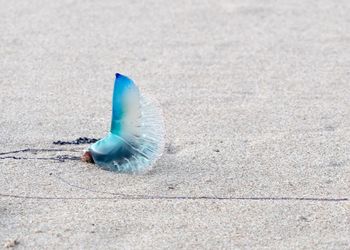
<box><xmin>89</xmin><ymin>73</ymin><xmax>165</xmax><ymax>173</ymax></box>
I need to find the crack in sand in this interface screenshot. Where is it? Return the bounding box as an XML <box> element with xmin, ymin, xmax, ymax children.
<box><xmin>1</xmin><ymin>147</ymin><xmax>348</xmax><ymax>203</ymax></box>
<box><xmin>52</xmin><ymin>175</ymin><xmax>349</xmax><ymax>202</ymax></box>
<box><xmin>0</xmin><ymin>148</ymin><xmax>81</xmax><ymax>162</ymax></box>
<box><xmin>1</xmin><ymin>175</ymin><xmax>348</xmax><ymax>203</ymax></box>
<box><xmin>0</xmin><ymin>192</ymin><xmax>347</xmax><ymax>202</ymax></box>
<box><xmin>0</xmin><ymin>155</ymin><xmax>81</xmax><ymax>162</ymax></box>
<box><xmin>0</xmin><ymin>148</ymin><xmax>80</xmax><ymax>156</ymax></box>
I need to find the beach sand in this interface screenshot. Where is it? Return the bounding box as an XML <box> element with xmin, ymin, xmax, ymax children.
<box><xmin>0</xmin><ymin>0</ymin><xmax>349</xmax><ymax>249</ymax></box>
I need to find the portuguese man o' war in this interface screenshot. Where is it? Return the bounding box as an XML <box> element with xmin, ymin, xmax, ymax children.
<box><xmin>82</xmin><ymin>73</ymin><xmax>165</xmax><ymax>173</ymax></box>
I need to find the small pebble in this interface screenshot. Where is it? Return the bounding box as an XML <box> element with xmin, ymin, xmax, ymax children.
<box><xmin>4</xmin><ymin>239</ymin><xmax>19</xmax><ymax>248</ymax></box>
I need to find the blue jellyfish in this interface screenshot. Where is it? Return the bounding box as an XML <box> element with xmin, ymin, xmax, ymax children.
<box><xmin>83</xmin><ymin>73</ymin><xmax>165</xmax><ymax>173</ymax></box>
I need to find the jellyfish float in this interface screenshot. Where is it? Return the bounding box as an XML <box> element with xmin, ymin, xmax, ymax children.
<box><xmin>82</xmin><ymin>73</ymin><xmax>165</xmax><ymax>173</ymax></box>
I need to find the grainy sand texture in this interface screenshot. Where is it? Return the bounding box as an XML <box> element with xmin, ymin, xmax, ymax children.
<box><xmin>0</xmin><ymin>0</ymin><xmax>349</xmax><ymax>249</ymax></box>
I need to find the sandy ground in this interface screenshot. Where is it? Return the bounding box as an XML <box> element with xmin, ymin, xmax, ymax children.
<box><xmin>0</xmin><ymin>0</ymin><xmax>349</xmax><ymax>249</ymax></box>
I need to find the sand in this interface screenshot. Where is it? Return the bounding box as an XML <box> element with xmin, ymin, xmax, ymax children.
<box><xmin>0</xmin><ymin>0</ymin><xmax>349</xmax><ymax>249</ymax></box>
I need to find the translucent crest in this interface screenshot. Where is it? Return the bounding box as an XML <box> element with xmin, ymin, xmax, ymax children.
<box><xmin>89</xmin><ymin>73</ymin><xmax>165</xmax><ymax>173</ymax></box>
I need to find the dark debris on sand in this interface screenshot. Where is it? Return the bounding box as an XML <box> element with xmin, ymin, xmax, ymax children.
<box><xmin>53</xmin><ymin>137</ymin><xmax>100</xmax><ymax>145</ymax></box>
